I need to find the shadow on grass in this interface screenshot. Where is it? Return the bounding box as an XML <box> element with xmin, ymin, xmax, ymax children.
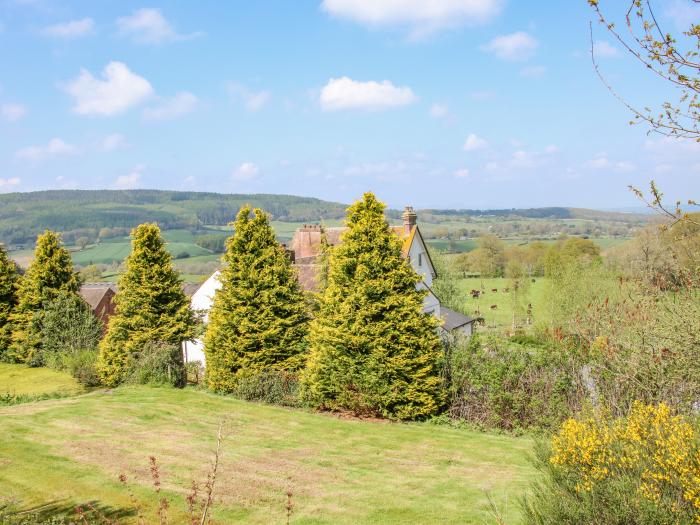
<box><xmin>1</xmin><ymin>499</ymin><xmax>135</xmax><ymax>524</ymax></box>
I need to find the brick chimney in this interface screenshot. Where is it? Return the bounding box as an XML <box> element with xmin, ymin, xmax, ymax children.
<box><xmin>402</xmin><ymin>206</ymin><xmax>417</xmax><ymax>235</ymax></box>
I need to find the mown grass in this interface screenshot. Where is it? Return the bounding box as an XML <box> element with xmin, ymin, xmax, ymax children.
<box><xmin>0</xmin><ymin>383</ymin><xmax>535</xmax><ymax>524</ymax></box>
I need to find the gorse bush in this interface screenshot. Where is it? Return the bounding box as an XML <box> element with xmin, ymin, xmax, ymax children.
<box><xmin>443</xmin><ymin>334</ymin><xmax>582</xmax><ymax>430</ymax></box>
<box><xmin>125</xmin><ymin>341</ymin><xmax>186</xmax><ymax>388</ymax></box>
<box><xmin>524</xmin><ymin>403</ymin><xmax>700</xmax><ymax>524</ymax></box>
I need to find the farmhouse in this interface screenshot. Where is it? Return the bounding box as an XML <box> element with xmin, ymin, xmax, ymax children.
<box><xmin>183</xmin><ymin>206</ymin><xmax>476</xmax><ymax>365</ymax></box>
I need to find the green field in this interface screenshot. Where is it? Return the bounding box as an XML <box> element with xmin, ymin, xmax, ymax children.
<box><xmin>0</xmin><ymin>366</ymin><xmax>535</xmax><ymax>524</ymax></box>
<box><xmin>0</xmin><ymin>363</ymin><xmax>83</xmax><ymax>397</ymax></box>
<box><xmin>454</xmin><ymin>277</ymin><xmax>550</xmax><ymax>329</ymax></box>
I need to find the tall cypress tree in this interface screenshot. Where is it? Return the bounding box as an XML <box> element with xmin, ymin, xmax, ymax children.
<box><xmin>98</xmin><ymin>223</ymin><xmax>195</xmax><ymax>386</ymax></box>
<box><xmin>0</xmin><ymin>244</ymin><xmax>19</xmax><ymax>359</ymax></box>
<box><xmin>301</xmin><ymin>193</ymin><xmax>445</xmax><ymax>420</ymax></box>
<box><xmin>204</xmin><ymin>206</ymin><xmax>309</xmax><ymax>393</ymax></box>
<box><xmin>8</xmin><ymin>231</ymin><xmax>79</xmax><ymax>364</ymax></box>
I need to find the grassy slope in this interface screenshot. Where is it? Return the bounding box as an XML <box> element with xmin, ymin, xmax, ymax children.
<box><xmin>0</xmin><ymin>363</ymin><xmax>82</xmax><ymax>396</ymax></box>
<box><xmin>0</xmin><ymin>384</ymin><xmax>535</xmax><ymax>524</ymax></box>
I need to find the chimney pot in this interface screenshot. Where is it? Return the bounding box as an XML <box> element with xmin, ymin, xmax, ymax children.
<box><xmin>402</xmin><ymin>206</ymin><xmax>417</xmax><ymax>235</ymax></box>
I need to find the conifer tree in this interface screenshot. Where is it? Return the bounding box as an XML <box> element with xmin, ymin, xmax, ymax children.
<box><xmin>301</xmin><ymin>193</ymin><xmax>445</xmax><ymax>420</ymax></box>
<box><xmin>204</xmin><ymin>206</ymin><xmax>309</xmax><ymax>393</ymax></box>
<box><xmin>8</xmin><ymin>231</ymin><xmax>79</xmax><ymax>364</ymax></box>
<box><xmin>98</xmin><ymin>223</ymin><xmax>195</xmax><ymax>386</ymax></box>
<box><xmin>0</xmin><ymin>244</ymin><xmax>19</xmax><ymax>359</ymax></box>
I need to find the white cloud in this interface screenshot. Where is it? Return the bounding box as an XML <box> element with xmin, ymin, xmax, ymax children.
<box><xmin>143</xmin><ymin>92</ymin><xmax>198</xmax><ymax>121</ymax></box>
<box><xmin>114</xmin><ymin>165</ymin><xmax>144</xmax><ymax>189</ymax></box>
<box><xmin>227</xmin><ymin>83</ymin><xmax>271</xmax><ymax>111</ymax></box>
<box><xmin>232</xmin><ymin>162</ymin><xmax>260</xmax><ymax>181</ymax></box>
<box><xmin>64</xmin><ymin>61</ymin><xmax>153</xmax><ymax>116</ymax></box>
<box><xmin>584</xmin><ymin>154</ymin><xmax>636</xmax><ymax>172</ymax></box>
<box><xmin>462</xmin><ymin>133</ymin><xmax>487</xmax><ymax>151</ymax></box>
<box><xmin>481</xmin><ymin>31</ymin><xmax>538</xmax><ymax>61</ymax></box>
<box><xmin>545</xmin><ymin>144</ymin><xmax>559</xmax><ymax>154</ymax></box>
<box><xmin>15</xmin><ymin>138</ymin><xmax>78</xmax><ymax>161</ymax></box>
<box><xmin>453</xmin><ymin>168</ymin><xmax>470</xmax><ymax>178</ymax></box>
<box><xmin>116</xmin><ymin>8</ymin><xmax>200</xmax><ymax>44</ymax></box>
<box><xmin>0</xmin><ymin>177</ymin><xmax>20</xmax><ymax>191</ymax></box>
<box><xmin>593</xmin><ymin>40</ymin><xmax>620</xmax><ymax>58</ymax></box>
<box><xmin>520</xmin><ymin>65</ymin><xmax>546</xmax><ymax>77</ymax></box>
<box><xmin>99</xmin><ymin>133</ymin><xmax>128</xmax><ymax>152</ymax></box>
<box><xmin>320</xmin><ymin>77</ymin><xmax>417</xmax><ymax>111</ymax></box>
<box><xmin>321</xmin><ymin>0</ymin><xmax>503</xmax><ymax>37</ymax></box>
<box><xmin>43</xmin><ymin>18</ymin><xmax>94</xmax><ymax>38</ymax></box>
<box><xmin>429</xmin><ymin>103</ymin><xmax>449</xmax><ymax>118</ymax></box>
<box><xmin>1</xmin><ymin>103</ymin><xmax>27</xmax><ymax>122</ymax></box>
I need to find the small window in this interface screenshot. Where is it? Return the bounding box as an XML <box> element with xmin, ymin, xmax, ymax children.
<box><xmin>418</xmin><ymin>253</ymin><xmax>423</xmax><ymax>266</ymax></box>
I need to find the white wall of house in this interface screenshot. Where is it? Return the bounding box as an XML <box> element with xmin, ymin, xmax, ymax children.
<box><xmin>407</xmin><ymin>230</ymin><xmax>435</xmax><ymax>288</ymax></box>
<box><xmin>183</xmin><ymin>271</ymin><xmax>222</xmax><ymax>365</ymax></box>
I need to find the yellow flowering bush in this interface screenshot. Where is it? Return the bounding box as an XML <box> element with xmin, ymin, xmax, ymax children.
<box><xmin>543</xmin><ymin>402</ymin><xmax>700</xmax><ymax>523</ymax></box>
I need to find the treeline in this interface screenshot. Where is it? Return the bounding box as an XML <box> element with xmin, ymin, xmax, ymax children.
<box><xmin>0</xmin><ymin>190</ymin><xmax>348</xmax><ymax>245</ymax></box>
<box><xmin>0</xmin><ymin>193</ymin><xmax>448</xmax><ymax>421</ymax></box>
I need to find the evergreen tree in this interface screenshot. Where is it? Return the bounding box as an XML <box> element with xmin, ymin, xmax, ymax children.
<box><xmin>301</xmin><ymin>193</ymin><xmax>445</xmax><ymax>420</ymax></box>
<box><xmin>98</xmin><ymin>223</ymin><xmax>195</xmax><ymax>386</ymax></box>
<box><xmin>8</xmin><ymin>231</ymin><xmax>79</xmax><ymax>364</ymax></box>
<box><xmin>0</xmin><ymin>245</ymin><xmax>19</xmax><ymax>359</ymax></box>
<box><xmin>204</xmin><ymin>206</ymin><xmax>309</xmax><ymax>393</ymax></box>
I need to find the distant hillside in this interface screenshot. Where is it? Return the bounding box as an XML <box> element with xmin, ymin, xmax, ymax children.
<box><xmin>0</xmin><ymin>190</ymin><xmax>348</xmax><ymax>245</ymax></box>
<box><xmin>415</xmin><ymin>207</ymin><xmax>652</xmax><ymax>222</ymax></box>
<box><xmin>0</xmin><ymin>189</ymin><xmax>654</xmax><ymax>247</ymax></box>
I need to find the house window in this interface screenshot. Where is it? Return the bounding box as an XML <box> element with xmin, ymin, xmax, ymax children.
<box><xmin>418</xmin><ymin>253</ymin><xmax>423</xmax><ymax>267</ymax></box>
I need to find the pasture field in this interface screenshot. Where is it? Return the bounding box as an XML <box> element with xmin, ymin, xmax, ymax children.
<box><xmin>454</xmin><ymin>277</ymin><xmax>551</xmax><ymax>329</ymax></box>
<box><xmin>0</xmin><ymin>373</ymin><xmax>535</xmax><ymax>524</ymax></box>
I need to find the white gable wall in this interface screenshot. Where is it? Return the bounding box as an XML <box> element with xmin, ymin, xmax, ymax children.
<box><xmin>183</xmin><ymin>271</ymin><xmax>222</xmax><ymax>365</ymax></box>
<box><xmin>407</xmin><ymin>229</ymin><xmax>435</xmax><ymax>288</ymax></box>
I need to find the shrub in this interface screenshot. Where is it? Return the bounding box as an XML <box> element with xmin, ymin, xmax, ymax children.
<box><xmin>40</xmin><ymin>291</ymin><xmax>102</xmax><ymax>367</ymax></box>
<box><xmin>61</xmin><ymin>349</ymin><xmax>101</xmax><ymax>387</ymax></box>
<box><xmin>443</xmin><ymin>334</ymin><xmax>582</xmax><ymax>430</ymax></box>
<box><xmin>523</xmin><ymin>403</ymin><xmax>700</xmax><ymax>524</ymax></box>
<box><xmin>232</xmin><ymin>370</ymin><xmax>301</xmax><ymax>407</ymax></box>
<box><xmin>125</xmin><ymin>341</ymin><xmax>186</xmax><ymax>388</ymax></box>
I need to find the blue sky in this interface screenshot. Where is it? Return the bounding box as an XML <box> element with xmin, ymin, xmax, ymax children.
<box><xmin>0</xmin><ymin>0</ymin><xmax>698</xmax><ymax>209</ymax></box>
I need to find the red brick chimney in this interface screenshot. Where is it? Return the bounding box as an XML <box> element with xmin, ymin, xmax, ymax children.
<box><xmin>402</xmin><ymin>206</ymin><xmax>417</xmax><ymax>235</ymax></box>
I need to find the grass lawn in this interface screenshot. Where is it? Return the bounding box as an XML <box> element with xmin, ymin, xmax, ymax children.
<box><xmin>455</xmin><ymin>277</ymin><xmax>551</xmax><ymax>330</ymax></box>
<box><xmin>0</xmin><ymin>363</ymin><xmax>83</xmax><ymax>396</ymax></box>
<box><xmin>0</xmin><ymin>383</ymin><xmax>535</xmax><ymax>524</ymax></box>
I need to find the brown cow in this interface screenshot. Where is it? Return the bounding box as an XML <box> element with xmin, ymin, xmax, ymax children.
<box><xmin>490</xmin><ymin>304</ymin><xmax>498</xmax><ymax>310</ymax></box>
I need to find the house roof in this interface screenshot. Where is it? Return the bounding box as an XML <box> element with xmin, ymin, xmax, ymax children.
<box><xmin>440</xmin><ymin>307</ymin><xmax>476</xmax><ymax>331</ymax></box>
<box><xmin>182</xmin><ymin>282</ymin><xmax>203</xmax><ymax>298</ymax></box>
<box><xmin>78</xmin><ymin>283</ymin><xmax>116</xmax><ymax>310</ymax></box>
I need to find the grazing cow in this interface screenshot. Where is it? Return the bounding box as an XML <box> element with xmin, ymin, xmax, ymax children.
<box><xmin>491</xmin><ymin>288</ymin><xmax>498</xmax><ymax>293</ymax></box>
<box><xmin>490</xmin><ymin>304</ymin><xmax>498</xmax><ymax>310</ymax></box>
<box><xmin>470</xmin><ymin>289</ymin><xmax>480</xmax><ymax>298</ymax></box>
